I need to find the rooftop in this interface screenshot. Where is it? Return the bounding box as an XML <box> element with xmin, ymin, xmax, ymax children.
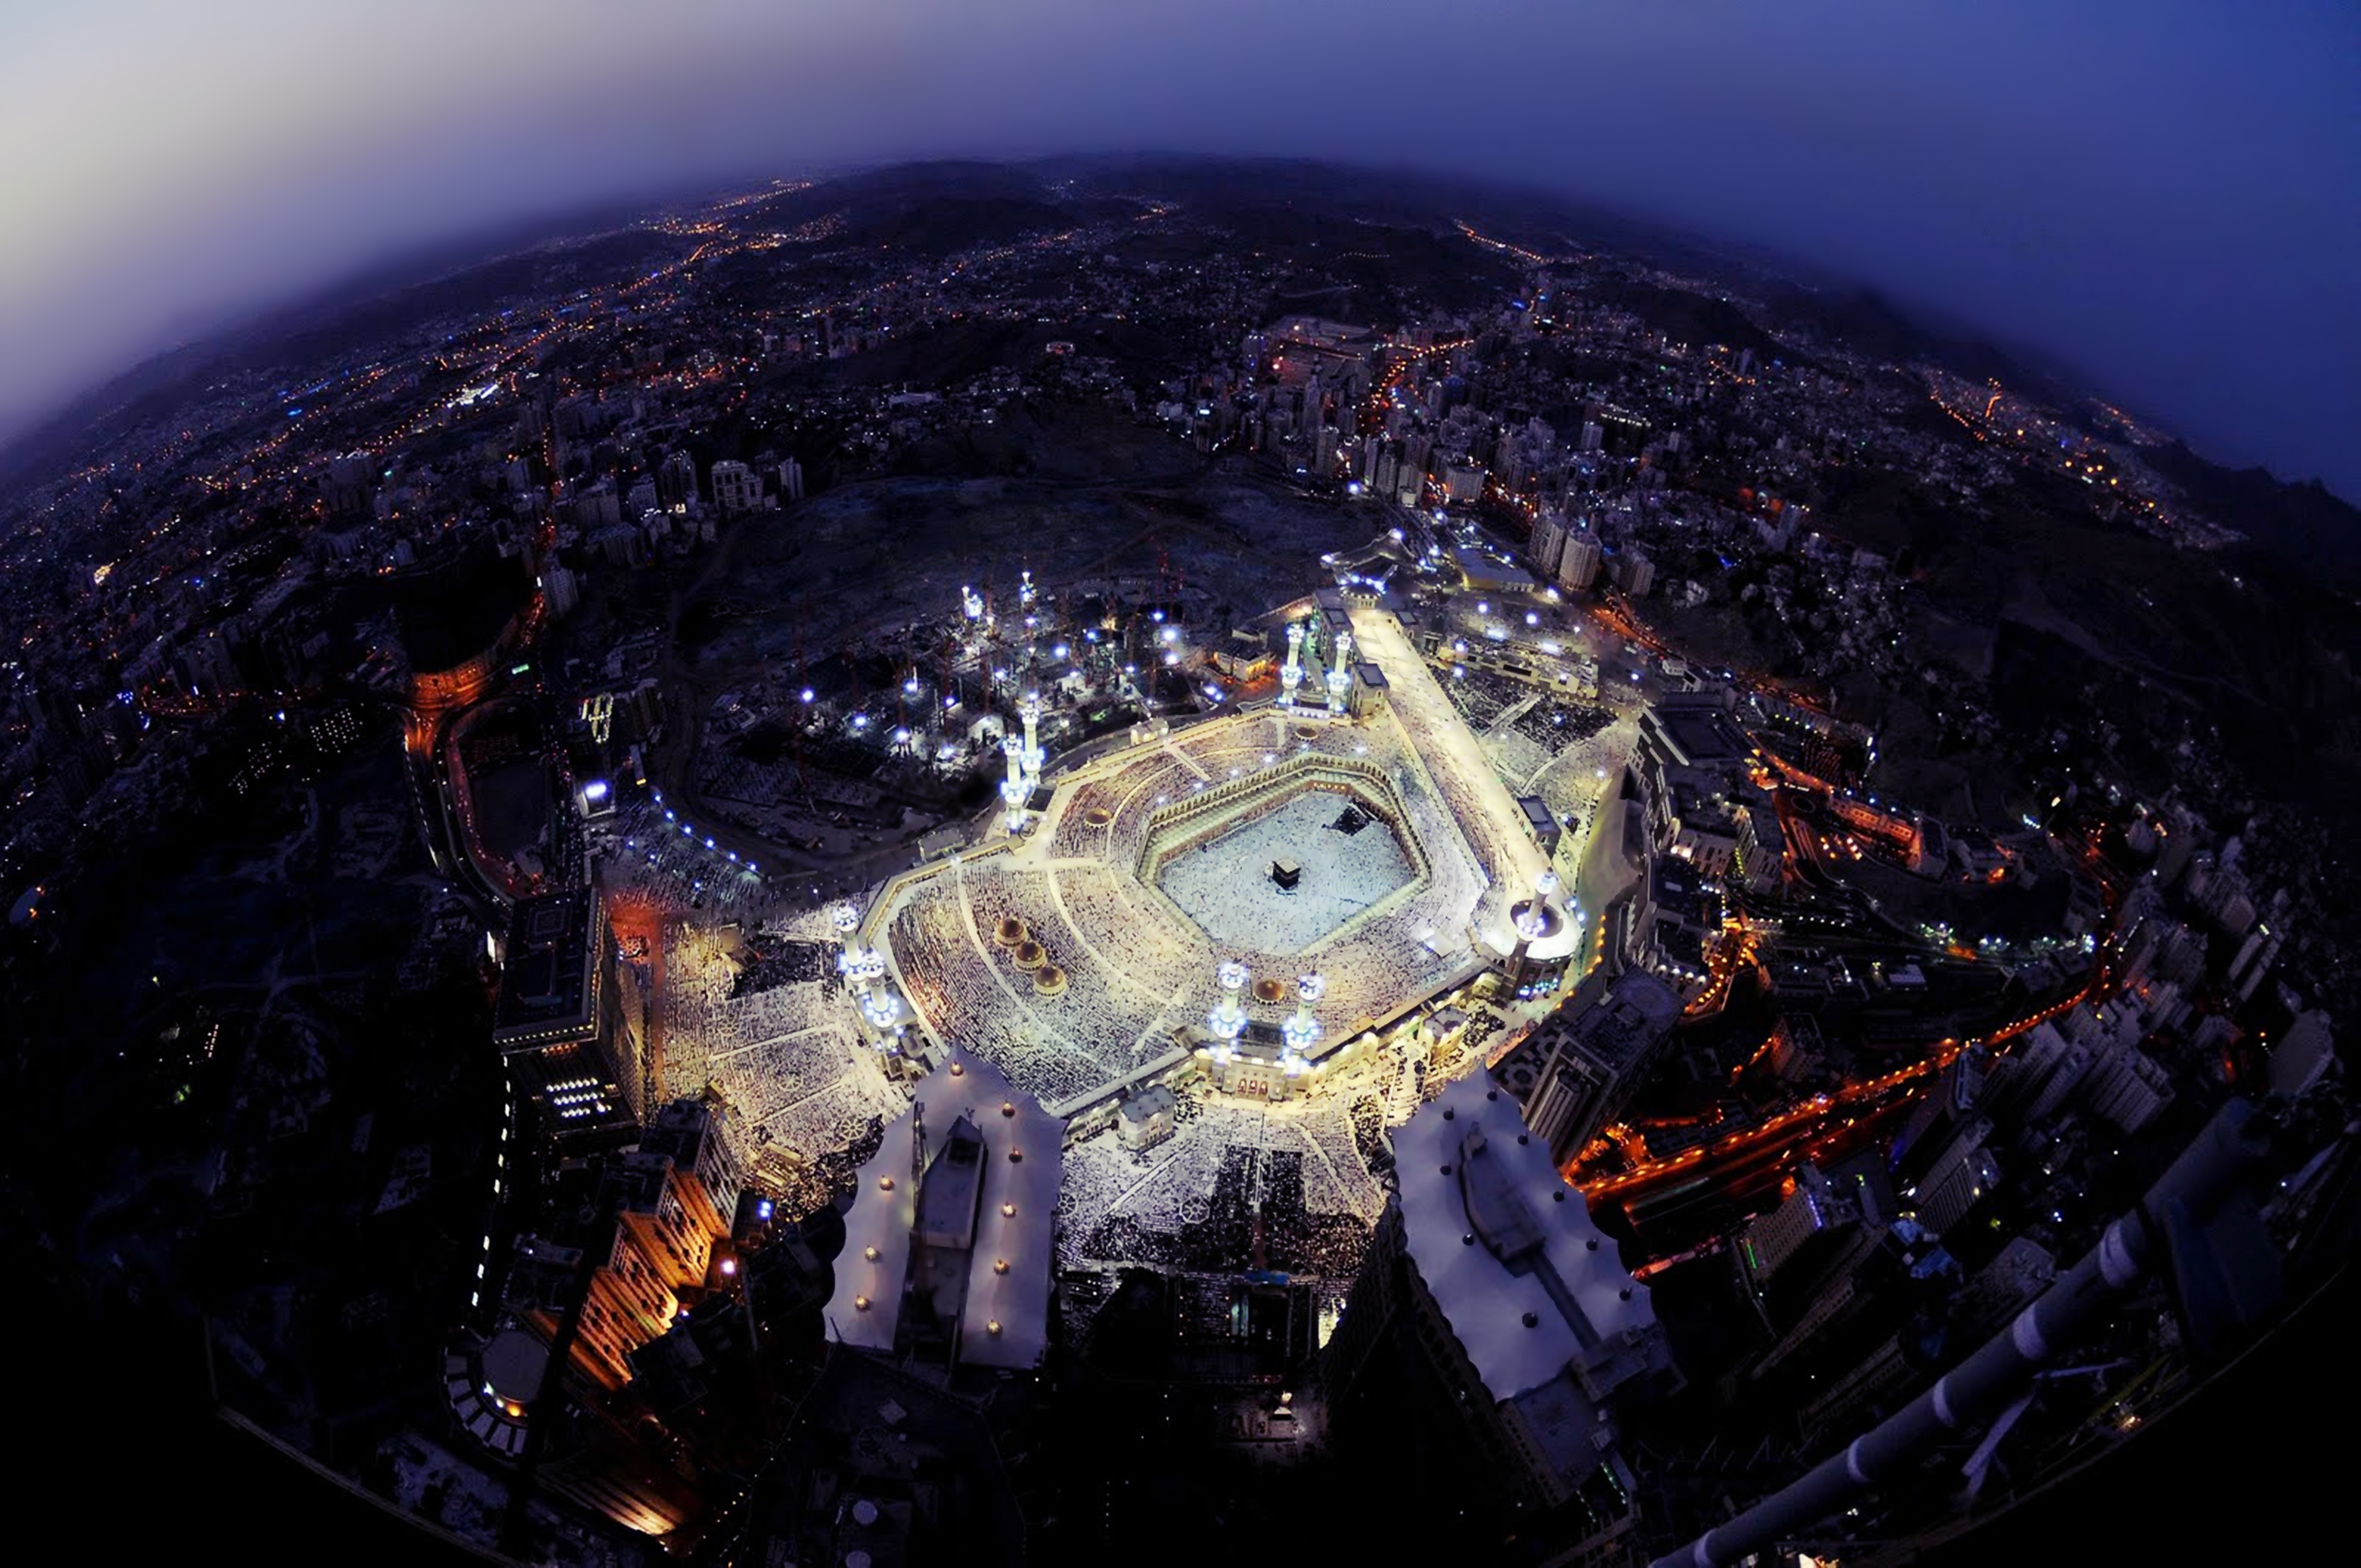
<box><xmin>492</xmin><ymin>889</ymin><xmax>599</xmax><ymax>1042</ymax></box>
<box><xmin>1643</xmin><ymin>695</ymin><xmax>1751</xmax><ymax>770</ymax></box>
<box><xmin>1395</xmin><ymin>1073</ymin><xmax>1658</xmax><ymax>1403</ymax></box>
<box><xmin>1120</xmin><ymin>1083</ymin><xmax>1176</xmax><ymax>1124</ymax></box>
<box><xmin>1552</xmin><ymin>970</ymin><xmax>1683</xmax><ymax>1074</ymax></box>
<box><xmin>826</xmin><ymin>1051</ymin><xmax>1063</xmax><ymax>1371</ymax></box>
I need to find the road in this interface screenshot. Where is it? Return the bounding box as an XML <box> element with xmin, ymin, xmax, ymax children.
<box><xmin>1572</xmin><ymin>904</ymin><xmax>2105</xmax><ymax>1260</ymax></box>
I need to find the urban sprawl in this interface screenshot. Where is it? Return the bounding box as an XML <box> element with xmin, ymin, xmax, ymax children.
<box><xmin>1</xmin><ymin>166</ymin><xmax>2346</xmax><ymax>1568</ymax></box>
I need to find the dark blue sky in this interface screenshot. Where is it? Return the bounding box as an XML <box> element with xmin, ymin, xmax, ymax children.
<box><xmin>4</xmin><ymin>2</ymin><xmax>2355</xmax><ymax>498</ymax></box>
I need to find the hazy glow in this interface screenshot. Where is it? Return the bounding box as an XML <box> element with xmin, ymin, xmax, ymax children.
<box><xmin>1</xmin><ymin>1</ymin><xmax>2355</xmax><ymax>495</ymax></box>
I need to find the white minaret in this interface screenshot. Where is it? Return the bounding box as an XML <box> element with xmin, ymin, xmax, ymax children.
<box><xmin>1001</xmin><ymin>731</ymin><xmax>1030</xmax><ymax>832</ymax></box>
<box><xmin>1325</xmin><ymin>625</ymin><xmax>1354</xmax><ymax>714</ymax></box>
<box><xmin>1281</xmin><ymin>971</ymin><xmax>1324</xmax><ymax>1076</ymax></box>
<box><xmin>1019</xmin><ymin>690</ymin><xmax>1045</xmax><ymax>784</ymax></box>
<box><xmin>835</xmin><ymin>902</ymin><xmax>900</xmax><ymax>1048</ymax></box>
<box><xmin>1514</xmin><ymin>869</ymin><xmax>1560</xmax><ymax>944</ymax></box>
<box><xmin>1280</xmin><ymin>620</ymin><xmax>1305</xmax><ymax>703</ymax></box>
<box><xmin>1206</xmin><ymin>959</ymin><xmax>1250</xmax><ymax>1063</ymax></box>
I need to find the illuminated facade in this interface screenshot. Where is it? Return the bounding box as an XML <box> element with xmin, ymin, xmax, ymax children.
<box><xmin>480</xmin><ymin>1101</ymin><xmax>744</xmax><ymax>1542</ymax></box>
<box><xmin>494</xmin><ymin>889</ymin><xmax>647</xmax><ymax>1147</ymax></box>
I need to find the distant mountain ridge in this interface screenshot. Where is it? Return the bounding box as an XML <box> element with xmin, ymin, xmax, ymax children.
<box><xmin>2146</xmin><ymin>443</ymin><xmax>2361</xmax><ymax>577</ymax></box>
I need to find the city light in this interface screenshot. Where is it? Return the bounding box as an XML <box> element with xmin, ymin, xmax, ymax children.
<box><xmin>22</xmin><ymin>145</ymin><xmax>2318</xmax><ymax>1567</ymax></box>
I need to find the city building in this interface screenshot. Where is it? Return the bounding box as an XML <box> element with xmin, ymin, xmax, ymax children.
<box><xmin>1116</xmin><ymin>1082</ymin><xmax>1177</xmax><ymax>1150</ymax></box>
<box><xmin>1453</xmin><ymin>545</ymin><xmax>1535</xmax><ymax>594</ymax></box>
<box><xmin>320</xmin><ymin>450</ymin><xmax>375</xmax><ymax>518</ymax></box>
<box><xmin>1889</xmin><ymin>1049</ymin><xmax>1987</xmax><ymax>1187</ymax></box>
<box><xmin>709</xmin><ymin>459</ymin><xmax>760</xmax><ymax>516</ymax></box>
<box><xmin>1556</xmin><ymin>531</ymin><xmax>1603</xmax><ymax>593</ymax></box>
<box><xmin>826</xmin><ymin>1052</ymin><xmax>1062</xmax><ymax>1376</ymax></box>
<box><xmin>1901</xmin><ymin>1121</ymin><xmax>2000</xmax><ymax>1237</ymax></box>
<box><xmin>1324</xmin><ymin>1074</ymin><xmax>1674</xmax><ymax>1540</ymax></box>
<box><xmin>2080</xmin><ymin>1040</ymin><xmax>2176</xmax><ymax>1134</ymax></box>
<box><xmin>656</xmin><ymin>450</ymin><xmax>698</xmax><ymax>511</ymax></box>
<box><xmin>1611</xmin><ymin>549</ymin><xmax>1653</xmax><ymax>598</ymax></box>
<box><xmin>1629</xmin><ymin>691</ymin><xmax>1778</xmax><ymax>910</ymax></box>
<box><xmin>1952</xmin><ymin>1236</ymin><xmax>2055</xmax><ymax>1342</ymax></box>
<box><xmin>2026</xmin><ymin>1041</ymin><xmax>2097</xmax><ymax>1123</ymax></box>
<box><xmin>498</xmin><ymin>1101</ymin><xmax>743</xmax><ymax>1400</ymax></box>
<box><xmin>1983</xmin><ymin>1020</ymin><xmax>2072</xmax><ymax>1119</ymax></box>
<box><xmin>1738</xmin><ymin>1162</ymin><xmax>1877</xmax><ymax>1292</ymax></box>
<box><xmin>1497</xmin><ymin>970</ymin><xmax>1683</xmax><ymax>1164</ymax></box>
<box><xmin>1530</xmin><ymin>509</ymin><xmax>1572</xmax><ymax>578</ymax></box>
<box><xmin>1744</xmin><ymin>1213</ymin><xmax>1925</xmax><ymax>1389</ymax></box>
<box><xmin>494</xmin><ymin>889</ymin><xmax>648</xmax><ymax>1147</ymax></box>
<box><xmin>1768</xmin><ymin>1015</ymin><xmax>1828</xmax><ymax>1084</ymax></box>
<box><xmin>454</xmin><ymin>1098</ymin><xmax>756</xmax><ymax>1543</ymax></box>
<box><xmin>734</xmin><ymin>1351</ymin><xmax>1026</xmax><ymax>1568</ymax></box>
<box><xmin>2268</xmin><ymin>1010</ymin><xmax>2338</xmax><ymax>1098</ymax></box>
<box><xmin>638</xmin><ymin>1097</ymin><xmax>745</xmax><ymax>1242</ymax></box>
<box><xmin>1629</xmin><ymin>857</ymin><xmax>1717</xmax><ymax>998</ymax></box>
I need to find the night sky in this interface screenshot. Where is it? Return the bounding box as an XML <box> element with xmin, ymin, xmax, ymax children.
<box><xmin>4</xmin><ymin>2</ymin><xmax>2355</xmax><ymax>499</ymax></box>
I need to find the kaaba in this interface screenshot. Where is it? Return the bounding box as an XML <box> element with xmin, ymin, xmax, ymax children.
<box><xmin>1269</xmin><ymin>860</ymin><xmax>1302</xmax><ymax>891</ymax></box>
